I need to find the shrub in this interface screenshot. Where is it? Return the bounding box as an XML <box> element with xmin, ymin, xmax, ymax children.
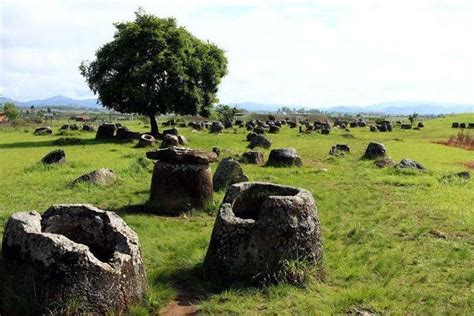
<box><xmin>53</xmin><ymin>137</ymin><xmax>85</xmax><ymax>146</ymax></box>
<box><xmin>440</xmin><ymin>131</ymin><xmax>474</xmax><ymax>150</ymax></box>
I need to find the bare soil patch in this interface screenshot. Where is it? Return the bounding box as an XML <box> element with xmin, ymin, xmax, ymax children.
<box><xmin>463</xmin><ymin>161</ymin><xmax>474</xmax><ymax>169</ymax></box>
<box><xmin>159</xmin><ymin>286</ymin><xmax>197</xmax><ymax>316</ymax></box>
<box><xmin>436</xmin><ymin>131</ymin><xmax>474</xmax><ymax>151</ymax></box>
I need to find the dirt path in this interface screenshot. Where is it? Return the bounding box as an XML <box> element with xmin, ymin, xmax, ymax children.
<box><xmin>159</xmin><ymin>286</ymin><xmax>198</xmax><ymax>316</ymax></box>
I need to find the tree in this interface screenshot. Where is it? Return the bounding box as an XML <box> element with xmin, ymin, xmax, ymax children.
<box><xmin>214</xmin><ymin>104</ymin><xmax>239</xmax><ymax>123</ymax></box>
<box><xmin>3</xmin><ymin>102</ymin><xmax>19</xmax><ymax>121</ymax></box>
<box><xmin>408</xmin><ymin>112</ymin><xmax>419</xmax><ymax>127</ymax></box>
<box><xmin>80</xmin><ymin>9</ymin><xmax>228</xmax><ymax>136</ymax></box>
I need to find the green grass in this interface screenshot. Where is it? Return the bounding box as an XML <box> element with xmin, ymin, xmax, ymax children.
<box><xmin>0</xmin><ymin>114</ymin><xmax>473</xmax><ymax>314</ymax></box>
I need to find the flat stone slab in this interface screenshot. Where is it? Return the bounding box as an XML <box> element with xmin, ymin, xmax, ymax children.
<box><xmin>146</xmin><ymin>147</ymin><xmax>218</xmax><ymax>164</ymax></box>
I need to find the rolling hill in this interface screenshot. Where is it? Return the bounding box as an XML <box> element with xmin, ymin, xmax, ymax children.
<box><xmin>1</xmin><ymin>95</ymin><xmax>473</xmax><ymax>114</ymax></box>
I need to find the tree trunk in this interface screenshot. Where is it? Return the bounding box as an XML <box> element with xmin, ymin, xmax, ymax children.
<box><xmin>149</xmin><ymin>114</ymin><xmax>159</xmax><ymax>137</ymax></box>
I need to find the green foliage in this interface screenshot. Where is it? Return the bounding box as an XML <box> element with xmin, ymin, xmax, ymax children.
<box><xmin>57</xmin><ymin>130</ymin><xmax>81</xmax><ymax>137</ymax></box>
<box><xmin>138</xmin><ymin>115</ymin><xmax>150</xmax><ymax>125</ymax></box>
<box><xmin>80</xmin><ymin>9</ymin><xmax>228</xmax><ymax>134</ymax></box>
<box><xmin>408</xmin><ymin>112</ymin><xmax>419</xmax><ymax>126</ymax></box>
<box><xmin>53</xmin><ymin>137</ymin><xmax>85</xmax><ymax>146</ymax></box>
<box><xmin>278</xmin><ymin>106</ymin><xmax>293</xmax><ymax>114</ymax></box>
<box><xmin>124</xmin><ymin>156</ymin><xmax>154</xmax><ymax>176</ymax></box>
<box><xmin>212</xmin><ymin>104</ymin><xmax>239</xmax><ymax>122</ymax></box>
<box><xmin>3</xmin><ymin>102</ymin><xmax>19</xmax><ymax>121</ymax></box>
<box><xmin>258</xmin><ymin>258</ymin><xmax>319</xmax><ymax>286</ymax></box>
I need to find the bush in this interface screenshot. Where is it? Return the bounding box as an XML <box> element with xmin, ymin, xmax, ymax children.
<box><xmin>3</xmin><ymin>102</ymin><xmax>19</xmax><ymax>121</ymax></box>
<box><xmin>53</xmin><ymin>137</ymin><xmax>85</xmax><ymax>146</ymax></box>
<box><xmin>439</xmin><ymin>131</ymin><xmax>474</xmax><ymax>150</ymax></box>
<box><xmin>57</xmin><ymin>130</ymin><xmax>81</xmax><ymax>136</ymax></box>
<box><xmin>212</xmin><ymin>104</ymin><xmax>240</xmax><ymax>122</ymax></box>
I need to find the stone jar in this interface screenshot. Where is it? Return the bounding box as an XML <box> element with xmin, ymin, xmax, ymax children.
<box><xmin>266</xmin><ymin>148</ymin><xmax>303</xmax><ymax>167</ymax></box>
<box><xmin>146</xmin><ymin>147</ymin><xmax>218</xmax><ymax>214</ymax></box>
<box><xmin>213</xmin><ymin>157</ymin><xmax>248</xmax><ymax>191</ymax></box>
<box><xmin>1</xmin><ymin>204</ymin><xmax>147</xmax><ymax>314</ymax></box>
<box><xmin>136</xmin><ymin>134</ymin><xmax>156</xmax><ymax>148</ymax></box>
<box><xmin>240</xmin><ymin>151</ymin><xmax>264</xmax><ymax>165</ymax></box>
<box><xmin>34</xmin><ymin>126</ymin><xmax>52</xmax><ymax>135</ymax></box>
<box><xmin>204</xmin><ymin>182</ymin><xmax>323</xmax><ymax>282</ymax></box>
<box><xmin>41</xmin><ymin>149</ymin><xmax>66</xmax><ymax>164</ymax></box>
<box><xmin>363</xmin><ymin>142</ymin><xmax>387</xmax><ymax>159</ymax></box>
<box><xmin>96</xmin><ymin>123</ymin><xmax>117</xmax><ymax>139</ymax></box>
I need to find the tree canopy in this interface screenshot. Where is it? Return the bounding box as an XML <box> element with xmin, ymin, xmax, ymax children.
<box><xmin>213</xmin><ymin>104</ymin><xmax>240</xmax><ymax>123</ymax></box>
<box><xmin>3</xmin><ymin>102</ymin><xmax>19</xmax><ymax>121</ymax></box>
<box><xmin>80</xmin><ymin>9</ymin><xmax>228</xmax><ymax>135</ymax></box>
<box><xmin>408</xmin><ymin>112</ymin><xmax>419</xmax><ymax>126</ymax></box>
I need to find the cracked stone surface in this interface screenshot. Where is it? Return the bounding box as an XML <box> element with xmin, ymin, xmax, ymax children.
<box><xmin>160</xmin><ymin>134</ymin><xmax>180</xmax><ymax>148</ymax></box>
<box><xmin>1</xmin><ymin>204</ymin><xmax>147</xmax><ymax>314</ymax></box>
<box><xmin>70</xmin><ymin>168</ymin><xmax>117</xmax><ymax>186</ymax></box>
<box><xmin>247</xmin><ymin>135</ymin><xmax>272</xmax><ymax>149</ymax></box>
<box><xmin>41</xmin><ymin>149</ymin><xmax>66</xmax><ymax>165</ymax></box>
<box><xmin>213</xmin><ymin>157</ymin><xmax>249</xmax><ymax>191</ymax></box>
<box><xmin>395</xmin><ymin>158</ymin><xmax>427</xmax><ymax>171</ymax></box>
<box><xmin>136</xmin><ymin>134</ymin><xmax>156</xmax><ymax>148</ymax></box>
<box><xmin>266</xmin><ymin>148</ymin><xmax>303</xmax><ymax>167</ymax></box>
<box><xmin>146</xmin><ymin>147</ymin><xmax>218</xmax><ymax>164</ymax></box>
<box><xmin>363</xmin><ymin>142</ymin><xmax>387</xmax><ymax>159</ymax></box>
<box><xmin>147</xmin><ymin>147</ymin><xmax>217</xmax><ymax>214</ymax></box>
<box><xmin>240</xmin><ymin>151</ymin><xmax>264</xmax><ymax>165</ymax></box>
<box><xmin>96</xmin><ymin>123</ymin><xmax>117</xmax><ymax>139</ymax></box>
<box><xmin>204</xmin><ymin>182</ymin><xmax>323</xmax><ymax>282</ymax></box>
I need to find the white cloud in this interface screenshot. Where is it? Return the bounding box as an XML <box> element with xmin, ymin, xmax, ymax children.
<box><xmin>0</xmin><ymin>0</ymin><xmax>473</xmax><ymax>107</ymax></box>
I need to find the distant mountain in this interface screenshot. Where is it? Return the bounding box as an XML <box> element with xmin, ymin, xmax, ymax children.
<box><xmin>232</xmin><ymin>100</ymin><xmax>474</xmax><ymax>115</ymax></box>
<box><xmin>323</xmin><ymin>105</ymin><xmax>363</xmax><ymax>114</ymax></box>
<box><xmin>2</xmin><ymin>95</ymin><xmax>473</xmax><ymax>114</ymax></box>
<box><xmin>0</xmin><ymin>96</ymin><xmax>28</xmax><ymax>107</ymax></box>
<box><xmin>1</xmin><ymin>95</ymin><xmax>101</xmax><ymax>109</ymax></box>
<box><xmin>366</xmin><ymin>101</ymin><xmax>474</xmax><ymax>115</ymax></box>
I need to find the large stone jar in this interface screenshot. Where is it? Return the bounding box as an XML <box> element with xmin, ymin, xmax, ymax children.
<box><xmin>96</xmin><ymin>123</ymin><xmax>117</xmax><ymax>139</ymax></box>
<box><xmin>204</xmin><ymin>182</ymin><xmax>323</xmax><ymax>282</ymax></box>
<box><xmin>147</xmin><ymin>147</ymin><xmax>218</xmax><ymax>214</ymax></box>
<box><xmin>266</xmin><ymin>148</ymin><xmax>303</xmax><ymax>167</ymax></box>
<box><xmin>1</xmin><ymin>204</ymin><xmax>147</xmax><ymax>314</ymax></box>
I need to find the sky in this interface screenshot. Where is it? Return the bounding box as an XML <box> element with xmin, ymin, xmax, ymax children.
<box><xmin>1</xmin><ymin>0</ymin><xmax>473</xmax><ymax>107</ymax></box>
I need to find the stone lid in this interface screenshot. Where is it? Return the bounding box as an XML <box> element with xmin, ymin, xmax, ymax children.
<box><xmin>146</xmin><ymin>146</ymin><xmax>218</xmax><ymax>164</ymax></box>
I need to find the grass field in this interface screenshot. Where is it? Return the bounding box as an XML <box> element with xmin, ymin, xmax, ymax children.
<box><xmin>0</xmin><ymin>114</ymin><xmax>473</xmax><ymax>314</ymax></box>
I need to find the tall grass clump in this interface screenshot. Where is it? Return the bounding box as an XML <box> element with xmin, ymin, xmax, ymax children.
<box><xmin>438</xmin><ymin>131</ymin><xmax>474</xmax><ymax>150</ymax></box>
